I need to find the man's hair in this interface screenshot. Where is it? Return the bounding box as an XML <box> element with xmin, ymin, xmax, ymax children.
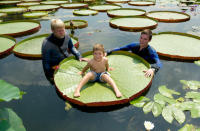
<box><xmin>51</xmin><ymin>19</ymin><xmax>65</xmax><ymax>30</ymax></box>
<box><xmin>93</xmin><ymin>44</ymin><xmax>105</xmax><ymax>53</ymax></box>
<box><xmin>141</xmin><ymin>29</ymin><xmax>152</xmax><ymax>41</ymax></box>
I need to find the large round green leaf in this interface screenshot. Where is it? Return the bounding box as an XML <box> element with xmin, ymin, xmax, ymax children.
<box><xmin>0</xmin><ymin>1</ymin><xmax>21</xmax><ymax>5</ymax></box>
<box><xmin>146</xmin><ymin>11</ymin><xmax>190</xmax><ymax>23</ymax></box>
<box><xmin>41</xmin><ymin>1</ymin><xmax>68</xmax><ymax>5</ymax></box>
<box><xmin>0</xmin><ymin>20</ymin><xmax>40</xmax><ymax>37</ymax></box>
<box><xmin>22</xmin><ymin>0</ymin><xmax>41</xmax><ymax>2</ymax></box>
<box><xmin>107</xmin><ymin>8</ymin><xmax>146</xmax><ymax>17</ymax></box>
<box><xmin>61</xmin><ymin>3</ymin><xmax>88</xmax><ymax>9</ymax></box>
<box><xmin>149</xmin><ymin>32</ymin><xmax>200</xmax><ymax>61</ymax></box>
<box><xmin>0</xmin><ymin>35</ymin><xmax>15</xmax><ymax>56</ymax></box>
<box><xmin>17</xmin><ymin>2</ymin><xmax>40</xmax><ymax>7</ymax></box>
<box><xmin>0</xmin><ymin>79</ymin><xmax>23</xmax><ymax>102</ymax></box>
<box><xmin>0</xmin><ymin>108</ymin><xmax>26</xmax><ymax>131</ymax></box>
<box><xmin>13</xmin><ymin>34</ymin><xmax>79</xmax><ymax>59</ymax></box>
<box><xmin>28</xmin><ymin>5</ymin><xmax>60</xmax><ymax>11</ymax></box>
<box><xmin>64</xmin><ymin>20</ymin><xmax>88</xmax><ymax>29</ymax></box>
<box><xmin>0</xmin><ymin>7</ymin><xmax>27</xmax><ymax>14</ymax></box>
<box><xmin>89</xmin><ymin>4</ymin><xmax>121</xmax><ymax>12</ymax></box>
<box><xmin>23</xmin><ymin>11</ymin><xmax>48</xmax><ymax>18</ymax></box>
<box><xmin>128</xmin><ymin>1</ymin><xmax>155</xmax><ymax>6</ymax></box>
<box><xmin>106</xmin><ymin>0</ymin><xmax>130</xmax><ymax>3</ymax></box>
<box><xmin>73</xmin><ymin>9</ymin><xmax>98</xmax><ymax>16</ymax></box>
<box><xmin>109</xmin><ymin>16</ymin><xmax>157</xmax><ymax>32</ymax></box>
<box><xmin>54</xmin><ymin>51</ymin><xmax>152</xmax><ymax>106</ymax></box>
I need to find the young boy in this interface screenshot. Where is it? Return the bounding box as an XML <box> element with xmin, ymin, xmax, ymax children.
<box><xmin>74</xmin><ymin>44</ymin><xmax>122</xmax><ymax>98</ymax></box>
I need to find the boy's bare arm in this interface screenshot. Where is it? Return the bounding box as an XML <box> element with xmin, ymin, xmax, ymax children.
<box><xmin>79</xmin><ymin>63</ymin><xmax>90</xmax><ymax>75</ymax></box>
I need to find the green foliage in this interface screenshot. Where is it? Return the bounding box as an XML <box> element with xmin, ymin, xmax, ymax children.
<box><xmin>178</xmin><ymin>124</ymin><xmax>199</xmax><ymax>131</ymax></box>
<box><xmin>180</xmin><ymin>80</ymin><xmax>200</xmax><ymax>90</ymax></box>
<box><xmin>194</xmin><ymin>60</ymin><xmax>200</xmax><ymax>66</ymax></box>
<box><xmin>0</xmin><ymin>108</ymin><xmax>26</xmax><ymax>131</ymax></box>
<box><xmin>158</xmin><ymin>85</ymin><xmax>180</xmax><ymax>98</ymax></box>
<box><xmin>0</xmin><ymin>79</ymin><xmax>25</xmax><ymax>102</ymax></box>
<box><xmin>130</xmin><ymin>96</ymin><xmax>150</xmax><ymax>107</ymax></box>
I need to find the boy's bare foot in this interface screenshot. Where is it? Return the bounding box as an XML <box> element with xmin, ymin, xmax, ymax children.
<box><xmin>116</xmin><ymin>92</ymin><xmax>122</xmax><ymax>98</ymax></box>
<box><xmin>74</xmin><ymin>91</ymin><xmax>80</xmax><ymax>97</ymax></box>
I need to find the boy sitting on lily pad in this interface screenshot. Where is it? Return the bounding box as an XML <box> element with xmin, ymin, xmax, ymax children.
<box><xmin>74</xmin><ymin>44</ymin><xmax>122</xmax><ymax>98</ymax></box>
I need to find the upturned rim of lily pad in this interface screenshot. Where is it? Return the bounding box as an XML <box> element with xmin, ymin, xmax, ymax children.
<box><xmin>0</xmin><ymin>35</ymin><xmax>16</xmax><ymax>56</ymax></box>
<box><xmin>28</xmin><ymin>4</ymin><xmax>60</xmax><ymax>11</ymax></box>
<box><xmin>22</xmin><ymin>0</ymin><xmax>41</xmax><ymax>2</ymax></box>
<box><xmin>88</xmin><ymin>4</ymin><xmax>122</xmax><ymax>12</ymax></box>
<box><xmin>146</xmin><ymin>11</ymin><xmax>190</xmax><ymax>23</ymax></box>
<box><xmin>73</xmin><ymin>9</ymin><xmax>98</xmax><ymax>16</ymax></box>
<box><xmin>61</xmin><ymin>3</ymin><xmax>88</xmax><ymax>9</ymax></box>
<box><xmin>64</xmin><ymin>19</ymin><xmax>88</xmax><ymax>29</ymax></box>
<box><xmin>128</xmin><ymin>1</ymin><xmax>155</xmax><ymax>6</ymax></box>
<box><xmin>13</xmin><ymin>34</ymin><xmax>79</xmax><ymax>59</ymax></box>
<box><xmin>151</xmin><ymin>32</ymin><xmax>200</xmax><ymax>61</ymax></box>
<box><xmin>23</xmin><ymin>11</ymin><xmax>48</xmax><ymax>18</ymax></box>
<box><xmin>0</xmin><ymin>20</ymin><xmax>41</xmax><ymax>37</ymax></box>
<box><xmin>54</xmin><ymin>51</ymin><xmax>153</xmax><ymax>107</ymax></box>
<box><xmin>0</xmin><ymin>1</ymin><xmax>21</xmax><ymax>5</ymax></box>
<box><xmin>107</xmin><ymin>8</ymin><xmax>146</xmax><ymax>17</ymax></box>
<box><xmin>109</xmin><ymin>16</ymin><xmax>158</xmax><ymax>32</ymax></box>
<box><xmin>106</xmin><ymin>0</ymin><xmax>130</xmax><ymax>3</ymax></box>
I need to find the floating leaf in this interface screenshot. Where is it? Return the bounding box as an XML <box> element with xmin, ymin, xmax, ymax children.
<box><xmin>162</xmin><ymin>105</ymin><xmax>174</xmax><ymax>123</ymax></box>
<box><xmin>158</xmin><ymin>85</ymin><xmax>180</xmax><ymax>98</ymax></box>
<box><xmin>154</xmin><ymin>93</ymin><xmax>176</xmax><ymax>106</ymax></box>
<box><xmin>178</xmin><ymin>124</ymin><xmax>196</xmax><ymax>131</ymax></box>
<box><xmin>143</xmin><ymin>101</ymin><xmax>154</xmax><ymax>114</ymax></box>
<box><xmin>185</xmin><ymin>91</ymin><xmax>200</xmax><ymax>100</ymax></box>
<box><xmin>130</xmin><ymin>96</ymin><xmax>150</xmax><ymax>107</ymax></box>
<box><xmin>0</xmin><ymin>108</ymin><xmax>26</xmax><ymax>131</ymax></box>
<box><xmin>0</xmin><ymin>80</ymin><xmax>24</xmax><ymax>102</ymax></box>
<box><xmin>176</xmin><ymin>97</ymin><xmax>185</xmax><ymax>102</ymax></box>
<box><xmin>172</xmin><ymin>106</ymin><xmax>185</xmax><ymax>124</ymax></box>
<box><xmin>194</xmin><ymin>60</ymin><xmax>200</xmax><ymax>66</ymax></box>
<box><xmin>180</xmin><ymin>80</ymin><xmax>200</xmax><ymax>90</ymax></box>
<box><xmin>65</xmin><ymin>101</ymin><xmax>72</xmax><ymax>111</ymax></box>
<box><xmin>152</xmin><ymin>102</ymin><xmax>162</xmax><ymax>117</ymax></box>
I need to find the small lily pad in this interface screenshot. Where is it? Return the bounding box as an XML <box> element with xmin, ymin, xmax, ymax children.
<box><xmin>130</xmin><ymin>96</ymin><xmax>150</xmax><ymax>107</ymax></box>
<box><xmin>158</xmin><ymin>85</ymin><xmax>180</xmax><ymax>98</ymax></box>
<box><xmin>64</xmin><ymin>20</ymin><xmax>88</xmax><ymax>29</ymax></box>
<box><xmin>73</xmin><ymin>9</ymin><xmax>98</xmax><ymax>16</ymax></box>
<box><xmin>180</xmin><ymin>80</ymin><xmax>200</xmax><ymax>90</ymax></box>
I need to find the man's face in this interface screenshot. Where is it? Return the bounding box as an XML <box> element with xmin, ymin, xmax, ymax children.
<box><xmin>52</xmin><ymin>27</ymin><xmax>65</xmax><ymax>39</ymax></box>
<box><xmin>139</xmin><ymin>34</ymin><xmax>150</xmax><ymax>48</ymax></box>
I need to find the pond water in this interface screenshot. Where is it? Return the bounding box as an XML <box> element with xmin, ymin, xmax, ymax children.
<box><xmin>1</xmin><ymin>0</ymin><xmax>200</xmax><ymax>131</ymax></box>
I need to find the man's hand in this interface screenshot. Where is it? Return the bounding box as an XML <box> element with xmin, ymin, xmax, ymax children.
<box><xmin>143</xmin><ymin>68</ymin><xmax>155</xmax><ymax>77</ymax></box>
<box><xmin>52</xmin><ymin>65</ymin><xmax>59</xmax><ymax>70</ymax></box>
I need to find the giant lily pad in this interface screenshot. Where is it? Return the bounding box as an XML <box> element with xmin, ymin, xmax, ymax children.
<box><xmin>146</xmin><ymin>11</ymin><xmax>190</xmax><ymax>23</ymax></box>
<box><xmin>73</xmin><ymin>9</ymin><xmax>98</xmax><ymax>16</ymax></box>
<box><xmin>0</xmin><ymin>79</ymin><xmax>23</xmax><ymax>102</ymax></box>
<box><xmin>64</xmin><ymin>20</ymin><xmax>88</xmax><ymax>29</ymax></box>
<box><xmin>0</xmin><ymin>7</ymin><xmax>27</xmax><ymax>14</ymax></box>
<box><xmin>149</xmin><ymin>32</ymin><xmax>200</xmax><ymax>61</ymax></box>
<box><xmin>0</xmin><ymin>35</ymin><xmax>16</xmax><ymax>56</ymax></box>
<box><xmin>13</xmin><ymin>34</ymin><xmax>79</xmax><ymax>59</ymax></box>
<box><xmin>54</xmin><ymin>51</ymin><xmax>153</xmax><ymax>106</ymax></box>
<box><xmin>0</xmin><ymin>1</ymin><xmax>21</xmax><ymax>5</ymax></box>
<box><xmin>0</xmin><ymin>13</ymin><xmax>7</xmax><ymax>18</ymax></box>
<box><xmin>89</xmin><ymin>4</ymin><xmax>121</xmax><ymax>12</ymax></box>
<box><xmin>0</xmin><ymin>20</ymin><xmax>40</xmax><ymax>37</ymax></box>
<box><xmin>28</xmin><ymin>5</ymin><xmax>60</xmax><ymax>11</ymax></box>
<box><xmin>61</xmin><ymin>3</ymin><xmax>88</xmax><ymax>9</ymax></box>
<box><xmin>23</xmin><ymin>11</ymin><xmax>48</xmax><ymax>18</ymax></box>
<box><xmin>107</xmin><ymin>8</ymin><xmax>146</xmax><ymax>17</ymax></box>
<box><xmin>106</xmin><ymin>0</ymin><xmax>130</xmax><ymax>3</ymax></box>
<box><xmin>0</xmin><ymin>108</ymin><xmax>26</xmax><ymax>131</ymax></box>
<box><xmin>17</xmin><ymin>2</ymin><xmax>40</xmax><ymax>7</ymax></box>
<box><xmin>128</xmin><ymin>1</ymin><xmax>155</xmax><ymax>6</ymax></box>
<box><xmin>41</xmin><ymin>1</ymin><xmax>68</xmax><ymax>5</ymax></box>
<box><xmin>109</xmin><ymin>16</ymin><xmax>158</xmax><ymax>32</ymax></box>
<box><xmin>22</xmin><ymin>0</ymin><xmax>41</xmax><ymax>2</ymax></box>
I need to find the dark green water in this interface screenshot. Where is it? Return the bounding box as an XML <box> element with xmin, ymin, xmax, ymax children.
<box><xmin>0</xmin><ymin>1</ymin><xmax>200</xmax><ymax>131</ymax></box>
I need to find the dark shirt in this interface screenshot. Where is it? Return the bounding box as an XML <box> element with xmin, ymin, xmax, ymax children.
<box><xmin>111</xmin><ymin>42</ymin><xmax>162</xmax><ymax>72</ymax></box>
<box><xmin>42</xmin><ymin>33</ymin><xmax>81</xmax><ymax>80</ymax></box>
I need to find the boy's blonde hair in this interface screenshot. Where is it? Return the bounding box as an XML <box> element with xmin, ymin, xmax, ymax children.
<box><xmin>51</xmin><ymin>19</ymin><xmax>65</xmax><ymax>30</ymax></box>
<box><xmin>93</xmin><ymin>44</ymin><xmax>105</xmax><ymax>53</ymax></box>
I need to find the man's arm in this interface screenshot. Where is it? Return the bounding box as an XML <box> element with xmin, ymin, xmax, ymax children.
<box><xmin>107</xmin><ymin>43</ymin><xmax>137</xmax><ymax>55</ymax></box>
<box><xmin>68</xmin><ymin>39</ymin><xmax>82</xmax><ymax>60</ymax></box>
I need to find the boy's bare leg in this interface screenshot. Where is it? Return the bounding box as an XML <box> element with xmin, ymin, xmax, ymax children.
<box><xmin>74</xmin><ymin>72</ymin><xmax>95</xmax><ymax>97</ymax></box>
<box><xmin>101</xmin><ymin>74</ymin><xmax>122</xmax><ymax>98</ymax></box>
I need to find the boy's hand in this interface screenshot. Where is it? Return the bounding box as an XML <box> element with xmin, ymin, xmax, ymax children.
<box><xmin>108</xmin><ymin>67</ymin><xmax>114</xmax><ymax>72</ymax></box>
<box><xmin>78</xmin><ymin>71</ymin><xmax>84</xmax><ymax>76</ymax></box>
<box><xmin>79</xmin><ymin>58</ymin><xmax>89</xmax><ymax>62</ymax></box>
